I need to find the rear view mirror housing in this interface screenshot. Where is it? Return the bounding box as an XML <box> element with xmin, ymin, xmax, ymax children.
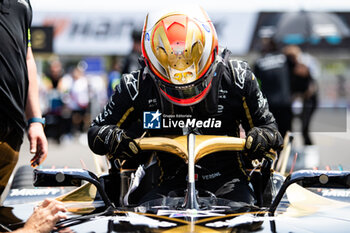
<box><xmin>292</xmin><ymin>170</ymin><xmax>350</xmax><ymax>189</ymax></box>
<box><xmin>269</xmin><ymin>170</ymin><xmax>350</xmax><ymax>215</ymax></box>
<box><xmin>33</xmin><ymin>169</ymin><xmax>91</xmax><ymax>187</ymax></box>
<box><xmin>33</xmin><ymin>169</ymin><xmax>114</xmax><ymax>208</ymax></box>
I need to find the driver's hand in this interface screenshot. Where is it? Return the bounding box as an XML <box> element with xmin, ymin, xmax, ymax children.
<box><xmin>245</xmin><ymin>127</ymin><xmax>276</xmax><ymax>160</ymax></box>
<box><xmin>107</xmin><ymin>128</ymin><xmax>140</xmax><ymax>160</ymax></box>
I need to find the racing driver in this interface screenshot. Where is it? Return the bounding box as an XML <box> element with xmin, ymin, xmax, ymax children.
<box><xmin>88</xmin><ymin>6</ymin><xmax>283</xmax><ymax>205</ymax></box>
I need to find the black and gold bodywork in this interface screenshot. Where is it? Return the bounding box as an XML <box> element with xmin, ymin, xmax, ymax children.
<box><xmin>1</xmin><ymin>135</ymin><xmax>350</xmax><ymax>232</ymax></box>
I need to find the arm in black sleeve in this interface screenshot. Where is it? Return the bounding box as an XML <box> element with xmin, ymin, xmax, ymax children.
<box><xmin>240</xmin><ymin>65</ymin><xmax>283</xmax><ymax>155</ymax></box>
<box><xmin>88</xmin><ymin>73</ymin><xmax>139</xmax><ymax>157</ymax></box>
<box><xmin>88</xmin><ymin>124</ymin><xmax>139</xmax><ymax>159</ymax></box>
<box><xmin>88</xmin><ymin>124</ymin><xmax>113</xmax><ymax>155</ymax></box>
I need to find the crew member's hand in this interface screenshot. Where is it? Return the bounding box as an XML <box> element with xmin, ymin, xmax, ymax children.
<box><xmin>107</xmin><ymin>128</ymin><xmax>140</xmax><ymax>160</ymax></box>
<box><xmin>27</xmin><ymin>123</ymin><xmax>48</xmax><ymax>168</ymax></box>
<box><xmin>15</xmin><ymin>199</ymin><xmax>67</xmax><ymax>233</ymax></box>
<box><xmin>245</xmin><ymin>127</ymin><xmax>276</xmax><ymax>160</ymax></box>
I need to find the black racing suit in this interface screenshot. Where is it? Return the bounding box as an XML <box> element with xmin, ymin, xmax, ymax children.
<box><xmin>254</xmin><ymin>52</ymin><xmax>292</xmax><ymax>138</ymax></box>
<box><xmin>88</xmin><ymin>49</ymin><xmax>283</xmax><ymax>205</ymax></box>
<box><xmin>0</xmin><ymin>0</ymin><xmax>32</xmax><ymax>196</ymax></box>
<box><xmin>0</xmin><ymin>0</ymin><xmax>32</xmax><ymax>149</ymax></box>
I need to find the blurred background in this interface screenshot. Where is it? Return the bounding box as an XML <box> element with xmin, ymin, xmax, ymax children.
<box><xmin>16</xmin><ymin>0</ymin><xmax>350</xmax><ymax>175</ymax></box>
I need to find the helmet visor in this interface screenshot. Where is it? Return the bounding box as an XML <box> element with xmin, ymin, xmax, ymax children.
<box><xmin>158</xmin><ymin>70</ymin><xmax>214</xmax><ymax>106</ymax></box>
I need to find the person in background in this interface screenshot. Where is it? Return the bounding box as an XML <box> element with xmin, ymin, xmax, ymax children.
<box><xmin>283</xmin><ymin>45</ymin><xmax>319</xmax><ymax>168</ymax></box>
<box><xmin>60</xmin><ymin>65</ymin><xmax>90</xmax><ymax>137</ymax></box>
<box><xmin>41</xmin><ymin>59</ymin><xmax>67</xmax><ymax>143</ymax></box>
<box><xmin>120</xmin><ymin>29</ymin><xmax>143</xmax><ymax>74</ymax></box>
<box><xmin>0</xmin><ymin>0</ymin><xmax>48</xmax><ymax>200</ymax></box>
<box><xmin>107</xmin><ymin>59</ymin><xmax>122</xmax><ymax>98</ymax></box>
<box><xmin>253</xmin><ymin>31</ymin><xmax>292</xmax><ymax>139</ymax></box>
<box><xmin>283</xmin><ymin>45</ymin><xmax>318</xmax><ymax>146</ymax></box>
<box><xmin>43</xmin><ymin>59</ymin><xmax>65</xmax><ymax>91</ymax></box>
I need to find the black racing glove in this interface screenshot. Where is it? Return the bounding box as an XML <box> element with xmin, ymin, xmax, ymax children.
<box><xmin>104</xmin><ymin>127</ymin><xmax>140</xmax><ymax>160</ymax></box>
<box><xmin>245</xmin><ymin>127</ymin><xmax>282</xmax><ymax>160</ymax></box>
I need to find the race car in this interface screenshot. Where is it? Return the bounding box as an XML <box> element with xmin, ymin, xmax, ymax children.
<box><xmin>1</xmin><ymin>134</ymin><xmax>350</xmax><ymax>232</ymax></box>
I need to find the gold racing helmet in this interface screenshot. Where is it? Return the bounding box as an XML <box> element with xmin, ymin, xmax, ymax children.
<box><xmin>141</xmin><ymin>6</ymin><xmax>218</xmax><ymax>106</ymax></box>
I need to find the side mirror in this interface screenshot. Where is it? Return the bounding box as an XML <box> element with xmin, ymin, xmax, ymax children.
<box><xmin>34</xmin><ymin>169</ymin><xmax>91</xmax><ymax>187</ymax></box>
<box><xmin>269</xmin><ymin>170</ymin><xmax>350</xmax><ymax>215</ymax></box>
<box><xmin>34</xmin><ymin>169</ymin><xmax>114</xmax><ymax>208</ymax></box>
